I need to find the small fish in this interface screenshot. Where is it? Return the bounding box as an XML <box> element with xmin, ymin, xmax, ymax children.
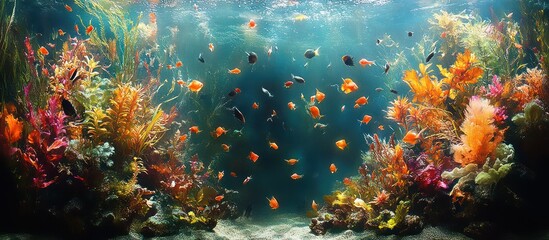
<box><xmin>440</xmin><ymin>31</ymin><xmax>447</xmax><ymax>38</ymax></box>
<box><xmin>252</xmin><ymin>102</ymin><xmax>259</xmax><ymax>109</ymax></box>
<box><xmin>38</xmin><ymin>46</ymin><xmax>49</xmax><ymax>55</ymax></box>
<box><xmin>378</xmin><ymin>125</ymin><xmax>385</xmax><ymax>130</ymax></box>
<box><xmin>179</xmin><ymin>135</ymin><xmax>189</xmax><ymax>143</ymax></box>
<box><xmin>62</xmin><ymin>98</ymin><xmax>77</xmax><ymax>117</ymax></box>
<box><xmin>327</xmin><ymin>62</ymin><xmax>332</xmax><ymax>69</ymax></box>
<box><xmin>426</xmin><ymin>49</ymin><xmax>436</xmax><ymax>62</ymax></box>
<box><xmin>288</xmin><ymin>102</ymin><xmax>296</xmax><ymax>110</ymax></box>
<box><xmin>74</xmin><ymin>24</ymin><xmax>80</xmax><ymax>35</ymax></box>
<box><xmin>376</xmin><ymin>39</ymin><xmax>382</xmax><ymax>45</ymax></box>
<box><xmin>294</xmin><ymin>14</ymin><xmax>309</xmax><ymax>21</ymax></box>
<box><xmin>248</xmin><ymin>19</ymin><xmax>257</xmax><ymax>29</ymax></box>
<box><xmin>177</xmin><ymin>79</ymin><xmax>185</xmax><ymax>86</ymax></box>
<box><xmin>176</xmin><ymin>61</ymin><xmax>183</xmax><ymax>68</ymax></box>
<box><xmin>329</xmin><ymin>163</ymin><xmax>337</xmax><ymax>173</ymax></box>
<box><xmin>193</xmin><ymin>3</ymin><xmax>198</xmax><ymax>11</ymax></box>
<box><xmin>335</xmin><ymin>139</ymin><xmax>348</xmax><ymax>150</ymax></box>
<box><xmin>407</xmin><ymin>31</ymin><xmax>413</xmax><ymax>37</ymax></box>
<box><xmin>232</xmin><ymin>107</ymin><xmax>246</xmax><ymax>123</ymax></box>
<box><xmin>228</xmin><ymin>90</ymin><xmax>237</xmax><ymax>97</ymax></box>
<box><xmin>390</xmin><ymin>89</ymin><xmax>398</xmax><ymax>94</ymax></box>
<box><xmin>514</xmin><ymin>43</ymin><xmax>523</xmax><ymax>50</ymax></box>
<box><xmin>86</xmin><ymin>25</ymin><xmax>94</xmax><ymax>35</ymax></box>
<box><xmin>235</xmin><ymin>88</ymin><xmax>241</xmax><ymax>94</ymax></box>
<box><xmin>269</xmin><ymin>141</ymin><xmax>279</xmax><ymax>150</ymax></box>
<box><xmin>314</xmin><ymin>123</ymin><xmax>328</xmax><ymax>129</ymax></box>
<box><xmin>384</xmin><ymin>62</ymin><xmax>390</xmax><ymax>74</ymax></box>
<box><xmin>304</xmin><ymin>62</ymin><xmax>309</xmax><ymax>68</ymax></box>
<box><xmin>343</xmin><ymin>177</ymin><xmax>352</xmax><ymax>186</ymax></box>
<box><xmin>359</xmin><ymin>58</ymin><xmax>375</xmax><ymax>67</ymax></box>
<box><xmin>402</xmin><ymin>129</ymin><xmax>425</xmax><ymax>145</ymax></box>
<box><xmin>189</xmin><ymin>126</ymin><xmax>201</xmax><ymax>134</ymax></box>
<box><xmin>267</xmin><ymin>196</ymin><xmax>279</xmax><ymax>210</ymax></box>
<box><xmin>355</xmin><ymin>96</ymin><xmax>369</xmax><ymax>106</ymax></box>
<box><xmin>342</xmin><ymin>55</ymin><xmax>354</xmax><ymax>66</ymax></box>
<box><xmin>304</xmin><ymin>47</ymin><xmax>320</xmax><ymax>59</ymax></box>
<box><xmin>243</xmin><ymin>176</ymin><xmax>252</xmax><ymax>185</ymax></box>
<box><xmin>315</xmin><ymin>89</ymin><xmax>326</xmax><ymax>103</ymax></box>
<box><xmin>309</xmin><ymin>106</ymin><xmax>322</xmax><ymax>119</ymax></box>
<box><xmin>212</xmin><ymin>126</ymin><xmax>227</xmax><ymax>138</ymax></box>
<box><xmin>341</xmin><ymin>78</ymin><xmax>359</xmax><ymax>94</ymax></box>
<box><xmin>230</xmin><ymin>172</ymin><xmax>238</xmax><ymax>177</ymax></box>
<box><xmin>215</xmin><ymin>195</ymin><xmax>224</xmax><ymax>202</ymax></box>
<box><xmin>359</xmin><ymin>115</ymin><xmax>372</xmax><ymax>125</ymax></box>
<box><xmin>267</xmin><ymin>46</ymin><xmax>273</xmax><ymax>57</ymax></box>
<box><xmin>64</xmin><ymin>4</ymin><xmax>73</xmax><ymax>12</ymax></box>
<box><xmin>58</xmin><ymin>29</ymin><xmax>65</xmax><ymax>36</ymax></box>
<box><xmin>198</xmin><ymin>53</ymin><xmax>205</xmax><ymax>63</ymax></box>
<box><xmin>218</xmin><ymin>171</ymin><xmax>224</xmax><ymax>181</ymax></box>
<box><xmin>47</xmin><ymin>43</ymin><xmax>55</xmax><ymax>48</ymax></box>
<box><xmin>248</xmin><ymin>151</ymin><xmax>259</xmax><ymax>163</ymax></box>
<box><xmin>375</xmin><ymin>87</ymin><xmax>383</xmax><ymax>92</ymax></box>
<box><xmin>285</xmin><ymin>159</ymin><xmax>299</xmax><ymax>165</ymax></box>
<box><xmin>247</xmin><ymin>52</ymin><xmax>258</xmax><ymax>64</ymax></box>
<box><xmin>312</xmin><ymin>200</ymin><xmax>318</xmax><ymax>212</ymax></box>
<box><xmin>284</xmin><ymin>81</ymin><xmax>294</xmax><ymax>88</ymax></box>
<box><xmin>188</xmin><ymin>80</ymin><xmax>204</xmax><ymax>92</ymax></box>
<box><xmin>262</xmin><ymin>87</ymin><xmax>274</xmax><ymax>97</ymax></box>
<box><xmin>341</xmin><ymin>105</ymin><xmax>345</xmax><ymax>112</ymax></box>
<box><xmin>228</xmin><ymin>68</ymin><xmax>241</xmax><ymax>74</ymax></box>
<box><xmin>68</xmin><ymin>68</ymin><xmax>80</xmax><ymax>82</ymax></box>
<box><xmin>209</xmin><ymin>43</ymin><xmax>214</xmax><ymax>52</ymax></box>
<box><xmin>221</xmin><ymin>144</ymin><xmax>230</xmax><ymax>152</ymax></box>
<box><xmin>290</xmin><ymin>173</ymin><xmax>303</xmax><ymax>180</ymax></box>
<box><xmin>149</xmin><ymin>12</ymin><xmax>157</xmax><ymax>24</ymax></box>
<box><xmin>291</xmin><ymin>74</ymin><xmax>305</xmax><ymax>83</ymax></box>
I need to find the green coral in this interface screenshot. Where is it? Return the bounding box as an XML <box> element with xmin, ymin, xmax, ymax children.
<box><xmin>475</xmin><ymin>144</ymin><xmax>514</xmax><ymax>185</ymax></box>
<box><xmin>512</xmin><ymin>101</ymin><xmax>546</xmax><ymax>127</ymax></box>
<box><xmin>75</xmin><ymin>76</ymin><xmax>112</xmax><ymax>111</ymax></box>
<box><xmin>91</xmin><ymin>142</ymin><xmax>115</xmax><ymax>167</ymax></box>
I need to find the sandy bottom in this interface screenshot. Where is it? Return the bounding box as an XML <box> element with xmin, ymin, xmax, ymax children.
<box><xmin>160</xmin><ymin>214</ymin><xmax>471</xmax><ymax>240</ymax></box>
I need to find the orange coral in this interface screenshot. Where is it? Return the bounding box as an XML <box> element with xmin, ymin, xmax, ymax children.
<box><xmin>403</xmin><ymin>63</ymin><xmax>446</xmax><ymax>106</ymax></box>
<box><xmin>438</xmin><ymin>49</ymin><xmax>484</xmax><ymax>99</ymax></box>
<box><xmin>386</xmin><ymin>96</ymin><xmax>411</xmax><ymax>129</ymax></box>
<box><xmin>2</xmin><ymin>112</ymin><xmax>23</xmax><ymax>144</ymax></box>
<box><xmin>510</xmin><ymin>67</ymin><xmax>546</xmax><ymax>109</ymax></box>
<box><xmin>452</xmin><ymin>97</ymin><xmax>505</xmax><ymax>166</ymax></box>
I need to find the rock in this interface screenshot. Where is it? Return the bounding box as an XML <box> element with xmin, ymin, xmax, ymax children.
<box><xmin>463</xmin><ymin>221</ymin><xmax>496</xmax><ymax>239</ymax></box>
<box><xmin>399</xmin><ymin>215</ymin><xmax>424</xmax><ymax>235</ymax></box>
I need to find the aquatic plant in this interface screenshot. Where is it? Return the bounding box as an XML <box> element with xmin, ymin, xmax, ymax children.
<box><xmin>452</xmin><ymin>97</ymin><xmax>505</xmax><ymax>166</ymax></box>
<box><xmin>0</xmin><ymin>103</ymin><xmax>23</xmax><ymax>156</ymax></box>
<box><xmin>438</xmin><ymin>49</ymin><xmax>484</xmax><ymax>99</ymax></box>
<box><xmin>402</xmin><ymin>63</ymin><xmax>445</xmax><ymax>106</ymax></box>
<box><xmin>510</xmin><ymin>67</ymin><xmax>547</xmax><ymax>110</ymax></box>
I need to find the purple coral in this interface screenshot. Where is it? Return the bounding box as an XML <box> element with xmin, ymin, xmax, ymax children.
<box><xmin>415</xmin><ymin>164</ymin><xmax>448</xmax><ymax>192</ymax></box>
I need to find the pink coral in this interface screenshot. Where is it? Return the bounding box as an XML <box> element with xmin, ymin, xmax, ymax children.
<box><xmin>452</xmin><ymin>97</ymin><xmax>505</xmax><ymax>166</ymax></box>
<box><xmin>487</xmin><ymin>75</ymin><xmax>503</xmax><ymax>99</ymax></box>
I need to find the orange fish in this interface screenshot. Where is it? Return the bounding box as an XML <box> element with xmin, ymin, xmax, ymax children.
<box><xmin>288</xmin><ymin>102</ymin><xmax>296</xmax><ymax>110</ymax></box>
<box><xmin>42</xmin><ymin>68</ymin><xmax>49</xmax><ymax>76</ymax></box>
<box><xmin>440</xmin><ymin>31</ymin><xmax>447</xmax><ymax>38</ymax></box>
<box><xmin>355</xmin><ymin>96</ymin><xmax>369</xmax><ymax>106</ymax></box>
<box><xmin>252</xmin><ymin>102</ymin><xmax>259</xmax><ymax>109</ymax></box>
<box><xmin>38</xmin><ymin>46</ymin><xmax>49</xmax><ymax>55</ymax></box>
<box><xmin>177</xmin><ymin>79</ymin><xmax>186</xmax><ymax>86</ymax></box>
<box><xmin>312</xmin><ymin>200</ymin><xmax>318</xmax><ymax>211</ymax></box>
<box><xmin>402</xmin><ymin>129</ymin><xmax>424</xmax><ymax>145</ymax></box>
<box><xmin>335</xmin><ymin>139</ymin><xmax>348</xmax><ymax>150</ymax></box>
<box><xmin>243</xmin><ymin>176</ymin><xmax>252</xmax><ymax>184</ymax></box>
<box><xmin>64</xmin><ymin>4</ymin><xmax>73</xmax><ymax>12</ymax></box>
<box><xmin>179</xmin><ymin>134</ymin><xmax>188</xmax><ymax>142</ymax></box>
<box><xmin>514</xmin><ymin>43</ymin><xmax>523</xmax><ymax>50</ymax></box>
<box><xmin>310</xmin><ymin>96</ymin><xmax>316</xmax><ymax>104</ymax></box>
<box><xmin>149</xmin><ymin>12</ymin><xmax>157</xmax><ymax>24</ymax></box>
<box><xmin>290</xmin><ymin>173</ymin><xmax>303</xmax><ymax>180</ymax></box>
<box><xmin>249</xmin><ymin>151</ymin><xmax>259</xmax><ymax>163</ymax></box>
<box><xmin>188</xmin><ymin>80</ymin><xmax>204</xmax><ymax>92</ymax></box>
<box><xmin>269</xmin><ymin>141</ymin><xmax>279</xmax><ymax>150</ymax></box>
<box><xmin>58</xmin><ymin>29</ymin><xmax>65</xmax><ymax>36</ymax></box>
<box><xmin>343</xmin><ymin>177</ymin><xmax>352</xmax><ymax>186</ymax></box>
<box><xmin>213</xmin><ymin>126</ymin><xmax>227</xmax><ymax>138</ymax></box>
<box><xmin>218</xmin><ymin>171</ymin><xmax>224</xmax><ymax>181</ymax></box>
<box><xmin>228</xmin><ymin>68</ymin><xmax>241</xmax><ymax>74</ymax></box>
<box><xmin>215</xmin><ymin>195</ymin><xmax>224</xmax><ymax>202</ymax></box>
<box><xmin>309</xmin><ymin>106</ymin><xmax>322</xmax><ymax>119</ymax></box>
<box><xmin>167</xmin><ymin>64</ymin><xmax>173</xmax><ymax>70</ymax></box>
<box><xmin>86</xmin><ymin>25</ymin><xmax>94</xmax><ymax>35</ymax></box>
<box><xmin>315</xmin><ymin>89</ymin><xmax>326</xmax><ymax>103</ymax></box>
<box><xmin>189</xmin><ymin>126</ymin><xmax>201</xmax><ymax>134</ymax></box>
<box><xmin>221</xmin><ymin>144</ymin><xmax>230</xmax><ymax>152</ymax></box>
<box><xmin>234</xmin><ymin>88</ymin><xmax>241</xmax><ymax>94</ymax></box>
<box><xmin>75</xmin><ymin>24</ymin><xmax>80</xmax><ymax>35</ymax></box>
<box><xmin>267</xmin><ymin>196</ymin><xmax>279</xmax><ymax>210</ymax></box>
<box><xmin>341</xmin><ymin>78</ymin><xmax>358</xmax><ymax>94</ymax></box>
<box><xmin>285</xmin><ymin>159</ymin><xmax>299</xmax><ymax>165</ymax></box>
<box><xmin>359</xmin><ymin>115</ymin><xmax>372</xmax><ymax>125</ymax></box>
<box><xmin>330</xmin><ymin>163</ymin><xmax>337</xmax><ymax>173</ymax></box>
<box><xmin>176</xmin><ymin>61</ymin><xmax>183</xmax><ymax>68</ymax></box>
<box><xmin>248</xmin><ymin>19</ymin><xmax>257</xmax><ymax>29</ymax></box>
<box><xmin>378</xmin><ymin>125</ymin><xmax>385</xmax><ymax>130</ymax></box>
<box><xmin>230</xmin><ymin>172</ymin><xmax>238</xmax><ymax>177</ymax></box>
<box><xmin>358</xmin><ymin>58</ymin><xmax>375</xmax><ymax>67</ymax></box>
<box><xmin>209</xmin><ymin>43</ymin><xmax>214</xmax><ymax>52</ymax></box>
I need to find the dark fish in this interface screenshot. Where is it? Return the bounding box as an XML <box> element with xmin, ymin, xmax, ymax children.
<box><xmin>426</xmin><ymin>50</ymin><xmax>435</xmax><ymax>63</ymax></box>
<box><xmin>69</xmin><ymin>67</ymin><xmax>80</xmax><ymax>82</ymax></box>
<box><xmin>390</xmin><ymin>89</ymin><xmax>398</xmax><ymax>94</ymax></box>
<box><xmin>384</xmin><ymin>63</ymin><xmax>390</xmax><ymax>74</ymax></box>
<box><xmin>375</xmin><ymin>87</ymin><xmax>383</xmax><ymax>92</ymax></box>
<box><xmin>247</xmin><ymin>52</ymin><xmax>258</xmax><ymax>64</ymax></box>
<box><xmin>291</xmin><ymin>74</ymin><xmax>305</xmax><ymax>83</ymax></box>
<box><xmin>198</xmin><ymin>53</ymin><xmax>205</xmax><ymax>63</ymax></box>
<box><xmin>376</xmin><ymin>39</ymin><xmax>382</xmax><ymax>45</ymax></box>
<box><xmin>407</xmin><ymin>31</ymin><xmax>413</xmax><ymax>37</ymax></box>
<box><xmin>228</xmin><ymin>90</ymin><xmax>236</xmax><ymax>97</ymax></box>
<box><xmin>304</xmin><ymin>47</ymin><xmax>320</xmax><ymax>59</ymax></box>
<box><xmin>62</xmin><ymin>98</ymin><xmax>77</xmax><ymax>117</ymax></box>
<box><xmin>232</xmin><ymin>107</ymin><xmax>245</xmax><ymax>123</ymax></box>
<box><xmin>342</xmin><ymin>55</ymin><xmax>354</xmax><ymax>66</ymax></box>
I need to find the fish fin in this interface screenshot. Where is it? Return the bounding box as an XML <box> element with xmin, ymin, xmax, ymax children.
<box><xmin>314</xmin><ymin>47</ymin><xmax>320</xmax><ymax>56</ymax></box>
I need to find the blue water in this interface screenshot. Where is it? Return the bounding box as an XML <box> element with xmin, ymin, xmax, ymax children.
<box><xmin>17</xmin><ymin>0</ymin><xmax>521</xmax><ymax>216</ymax></box>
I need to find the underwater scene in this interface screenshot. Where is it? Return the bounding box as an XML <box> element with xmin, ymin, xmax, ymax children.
<box><xmin>1</xmin><ymin>0</ymin><xmax>549</xmax><ymax>239</ymax></box>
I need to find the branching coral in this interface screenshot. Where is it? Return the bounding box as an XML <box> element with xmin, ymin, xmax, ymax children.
<box><xmin>452</xmin><ymin>97</ymin><xmax>505</xmax><ymax>166</ymax></box>
<box><xmin>403</xmin><ymin>63</ymin><xmax>446</xmax><ymax>106</ymax></box>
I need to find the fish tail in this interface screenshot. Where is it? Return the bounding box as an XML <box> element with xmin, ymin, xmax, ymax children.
<box><xmin>314</xmin><ymin>47</ymin><xmax>320</xmax><ymax>56</ymax></box>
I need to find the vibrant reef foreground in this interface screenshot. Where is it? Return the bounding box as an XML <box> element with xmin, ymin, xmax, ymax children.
<box><xmin>1</xmin><ymin>0</ymin><xmax>549</xmax><ymax>239</ymax></box>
